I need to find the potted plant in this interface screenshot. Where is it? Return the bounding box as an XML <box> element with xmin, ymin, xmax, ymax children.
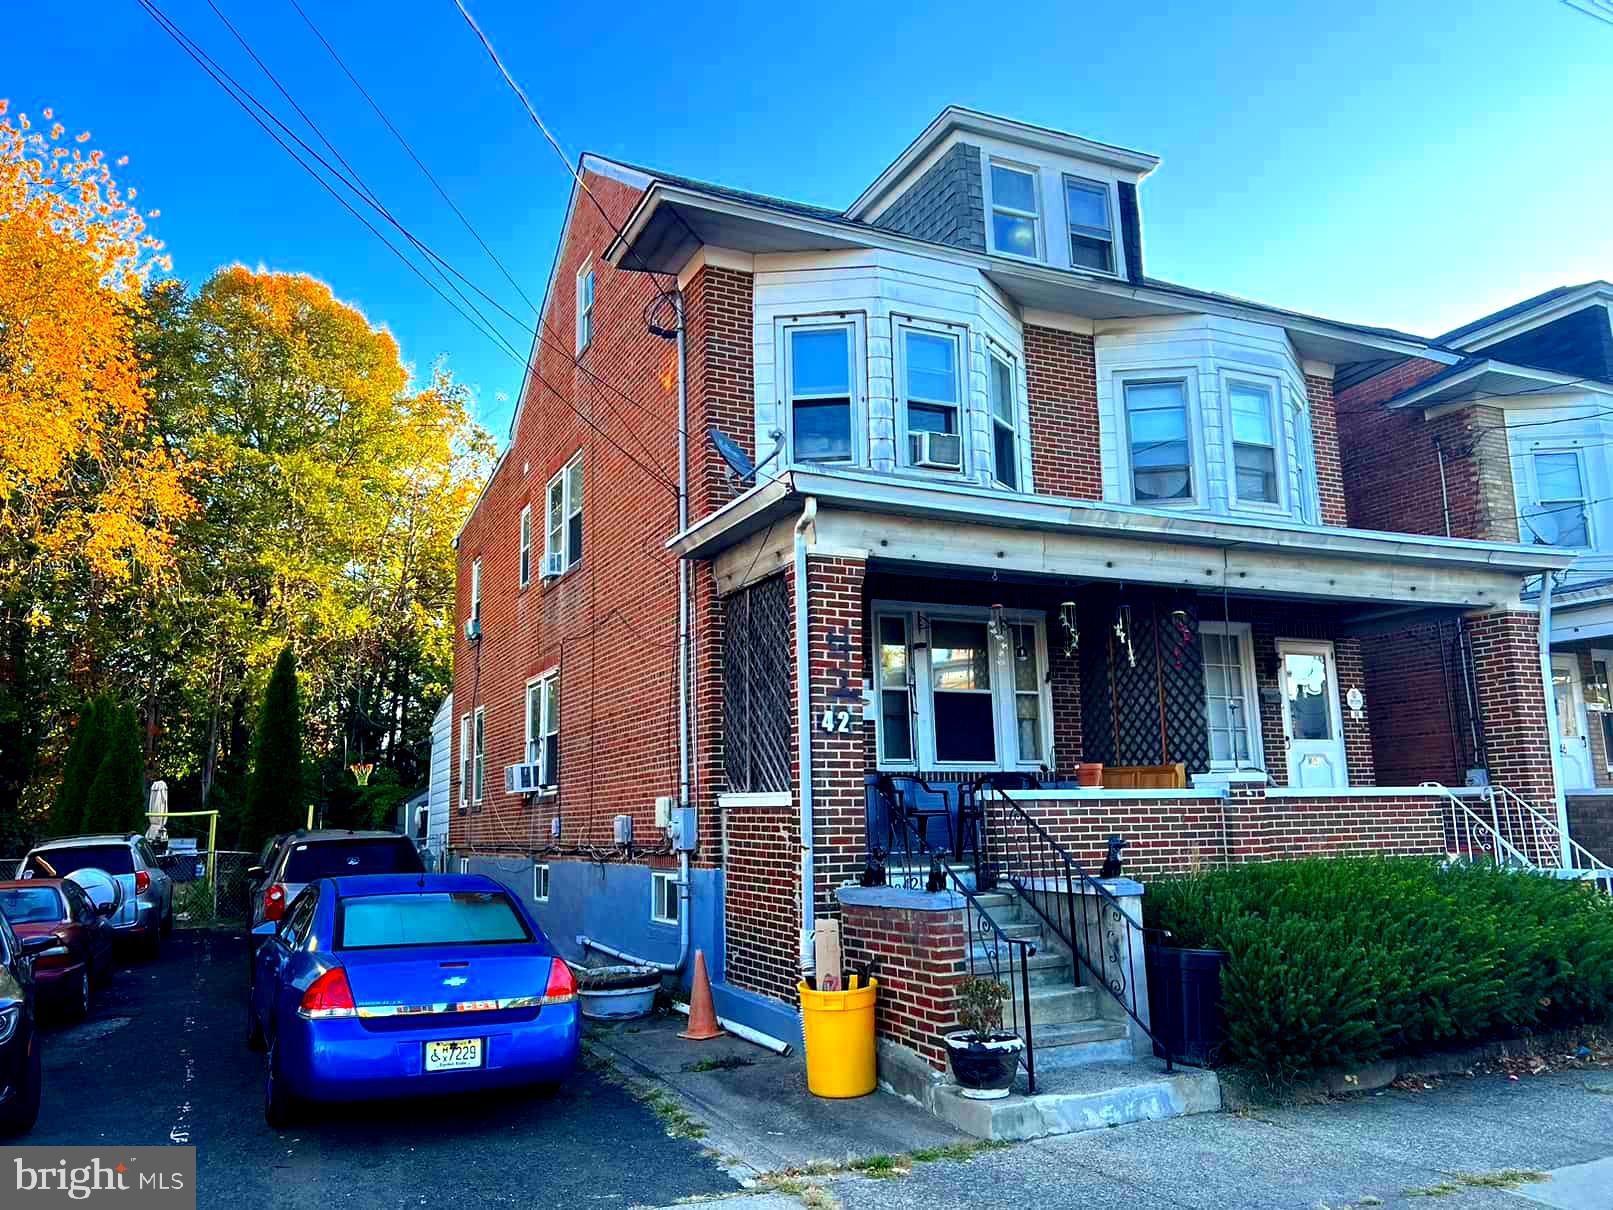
<box><xmin>942</xmin><ymin>975</ymin><xmax>1023</xmax><ymax>1099</ymax></box>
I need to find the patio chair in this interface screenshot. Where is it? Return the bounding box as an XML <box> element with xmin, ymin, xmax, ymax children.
<box><xmin>880</xmin><ymin>774</ymin><xmax>959</xmax><ymax>858</ymax></box>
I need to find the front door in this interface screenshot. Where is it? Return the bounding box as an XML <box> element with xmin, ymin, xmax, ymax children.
<box><xmin>1550</xmin><ymin>654</ymin><xmax>1593</xmax><ymax>790</ymax></box>
<box><xmin>1277</xmin><ymin>639</ymin><xmax>1348</xmax><ymax>789</ymax></box>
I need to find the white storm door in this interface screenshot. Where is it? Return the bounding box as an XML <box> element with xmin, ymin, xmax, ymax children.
<box><xmin>1277</xmin><ymin>639</ymin><xmax>1347</xmax><ymax>789</ymax></box>
<box><xmin>1550</xmin><ymin>654</ymin><xmax>1593</xmax><ymax>791</ymax></box>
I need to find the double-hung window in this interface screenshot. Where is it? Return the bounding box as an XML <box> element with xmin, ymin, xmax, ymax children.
<box><xmin>898</xmin><ymin>324</ymin><xmax>965</xmax><ymax>473</ymax></box>
<box><xmin>1530</xmin><ymin>451</ymin><xmax>1590</xmax><ymax>547</ymax></box>
<box><xmin>988</xmin><ymin>161</ymin><xmax>1041</xmax><ymax>259</ymax></box>
<box><xmin>873</xmin><ymin>604</ymin><xmax>1050</xmax><ymax>771</ymax></box>
<box><xmin>1200</xmin><ymin>622</ymin><xmax>1262</xmax><ymax>770</ymax></box>
<box><xmin>1124</xmin><ymin>379</ymin><xmax>1193</xmax><ymax>503</ymax></box>
<box><xmin>525</xmin><ymin>671</ymin><xmax>560</xmax><ymax>789</ymax></box>
<box><xmin>576</xmin><ymin>267</ymin><xmax>595</xmax><ymax>352</ymax></box>
<box><xmin>988</xmin><ymin>348</ymin><xmax>1019</xmax><ymax>491</ymax></box>
<box><xmin>1591</xmin><ymin>651</ymin><xmax>1613</xmax><ymax>775</ymax></box>
<box><xmin>1063</xmin><ymin>175</ymin><xmax>1115</xmax><ymax>274</ymax></box>
<box><xmin>469</xmin><ymin>557</ymin><xmax>482</xmax><ymax>629</ymax></box>
<box><xmin>1227</xmin><ymin>380</ymin><xmax>1281</xmax><ymax>507</ymax></box>
<box><xmin>518</xmin><ymin>504</ymin><xmax>532</xmax><ymax>588</ymax></box>
<box><xmin>472</xmin><ymin>706</ymin><xmax>486</xmax><ymax>806</ymax></box>
<box><xmin>785</xmin><ymin>323</ymin><xmax>855</xmax><ymax>463</ymax></box>
<box><xmin>545</xmin><ymin>454</ymin><xmax>583</xmax><ymax>575</ymax></box>
<box><xmin>458</xmin><ymin>713</ymin><xmax>472</xmax><ymax>808</ymax></box>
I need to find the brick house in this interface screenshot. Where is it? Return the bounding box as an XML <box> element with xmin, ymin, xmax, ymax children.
<box><xmin>1334</xmin><ymin>282</ymin><xmax>1613</xmax><ymax>866</ymax></box>
<box><xmin>449</xmin><ymin>107</ymin><xmax>1583</xmax><ymax>1065</ymax></box>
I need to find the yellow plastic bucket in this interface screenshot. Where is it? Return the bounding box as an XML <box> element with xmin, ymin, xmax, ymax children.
<box><xmin>798</xmin><ymin>977</ymin><xmax>879</xmax><ymax>1098</ymax></box>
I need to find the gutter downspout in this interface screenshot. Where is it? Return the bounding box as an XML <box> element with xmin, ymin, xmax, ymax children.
<box><xmin>1434</xmin><ymin>437</ymin><xmax>1452</xmax><ymax>537</ymax></box>
<box><xmin>794</xmin><ymin>496</ymin><xmax>819</xmax><ymax>973</ymax></box>
<box><xmin>1537</xmin><ymin>570</ymin><xmax>1574</xmax><ymax>868</ymax></box>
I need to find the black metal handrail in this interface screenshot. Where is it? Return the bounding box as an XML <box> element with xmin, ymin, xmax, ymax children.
<box><xmin>881</xmin><ymin>806</ymin><xmax>1039</xmax><ymax>1094</ymax></box>
<box><xmin>974</xmin><ymin>782</ymin><xmax>1173</xmax><ymax>1071</ymax></box>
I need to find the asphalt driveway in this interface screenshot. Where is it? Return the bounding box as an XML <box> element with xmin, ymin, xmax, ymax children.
<box><xmin>30</xmin><ymin>930</ymin><xmax>739</xmax><ymax>1208</ymax></box>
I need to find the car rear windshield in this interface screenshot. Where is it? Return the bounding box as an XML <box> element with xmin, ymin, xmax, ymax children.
<box><xmin>0</xmin><ymin>886</ymin><xmax>64</xmax><ymax>924</ymax></box>
<box><xmin>24</xmin><ymin>845</ymin><xmax>134</xmax><ymax>878</ymax></box>
<box><xmin>335</xmin><ymin>891</ymin><xmax>532</xmax><ymax>950</ymax></box>
<box><xmin>281</xmin><ymin>838</ymin><xmax>423</xmax><ymax>883</ymax></box>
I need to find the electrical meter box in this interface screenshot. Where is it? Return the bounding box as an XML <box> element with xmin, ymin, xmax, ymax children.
<box><xmin>670</xmin><ymin>807</ymin><xmax>698</xmax><ymax>851</ymax></box>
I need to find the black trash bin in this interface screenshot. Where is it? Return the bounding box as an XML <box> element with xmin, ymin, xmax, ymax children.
<box><xmin>1145</xmin><ymin>944</ymin><xmax>1228</xmax><ymax>1067</ymax></box>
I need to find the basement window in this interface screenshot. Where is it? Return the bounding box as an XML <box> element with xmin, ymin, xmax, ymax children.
<box><xmin>533</xmin><ymin>863</ymin><xmax>550</xmax><ymax>903</ymax></box>
<box><xmin>650</xmin><ymin>870</ymin><xmax>679</xmax><ymax>925</ymax></box>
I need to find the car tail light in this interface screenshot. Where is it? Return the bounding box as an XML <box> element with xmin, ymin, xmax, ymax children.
<box><xmin>297</xmin><ymin>968</ymin><xmax>356</xmax><ymax>1019</ymax></box>
<box><xmin>540</xmin><ymin>959</ymin><xmax>577</xmax><ymax>1005</ymax></box>
<box><xmin>263</xmin><ymin>883</ymin><xmax>287</xmax><ymax>922</ymax></box>
<box><xmin>134</xmin><ymin>869</ymin><xmax>151</xmax><ymax>894</ymax></box>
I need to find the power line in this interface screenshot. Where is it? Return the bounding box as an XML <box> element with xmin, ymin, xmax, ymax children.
<box><xmin>135</xmin><ymin>0</ymin><xmax>680</xmax><ymax>498</ymax></box>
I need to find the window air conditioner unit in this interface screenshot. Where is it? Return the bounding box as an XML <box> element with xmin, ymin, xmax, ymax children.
<box><xmin>912</xmin><ymin>430</ymin><xmax>963</xmax><ymax>470</ymax></box>
<box><xmin>464</xmin><ymin>617</ymin><xmax>481</xmax><ymax>643</ymax></box>
<box><xmin>542</xmin><ymin>551</ymin><xmax>565</xmax><ymax>578</ymax></box>
<box><xmin>504</xmin><ymin>762</ymin><xmax>544</xmax><ymax>795</ymax></box>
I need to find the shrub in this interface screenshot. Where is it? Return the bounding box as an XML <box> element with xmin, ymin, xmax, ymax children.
<box><xmin>242</xmin><ymin>646</ymin><xmax>304</xmax><ymax>848</ymax></box>
<box><xmin>82</xmin><ymin>701</ymin><xmax>147</xmax><ymax>834</ymax></box>
<box><xmin>1148</xmin><ymin>857</ymin><xmax>1613</xmax><ymax>1082</ymax></box>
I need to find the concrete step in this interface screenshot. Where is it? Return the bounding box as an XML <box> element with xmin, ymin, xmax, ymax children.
<box><xmin>967</xmin><ymin>945</ymin><xmax>1074</xmax><ymax>990</ymax></box>
<box><xmin>1030</xmin><ymin>1017</ymin><xmax>1130</xmax><ymax>1051</ymax></box>
<box><xmin>1012</xmin><ymin>984</ymin><xmax>1099</xmax><ymax>1028</ymax></box>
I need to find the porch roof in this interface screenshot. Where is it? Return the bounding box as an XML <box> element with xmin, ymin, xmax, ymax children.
<box><xmin>670</xmin><ymin>468</ymin><xmax>1573</xmax><ymax>612</ymax></box>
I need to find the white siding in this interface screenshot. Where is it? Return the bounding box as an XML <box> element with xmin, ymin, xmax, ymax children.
<box><xmin>1504</xmin><ymin>393</ymin><xmax>1613</xmax><ymax>589</ymax></box>
<box><xmin>426</xmin><ymin>693</ymin><xmax>453</xmax><ymax>863</ymax></box>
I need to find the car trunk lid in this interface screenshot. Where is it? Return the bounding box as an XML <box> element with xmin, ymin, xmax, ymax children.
<box><xmin>337</xmin><ymin>946</ymin><xmax>557</xmax><ymax>1027</ymax></box>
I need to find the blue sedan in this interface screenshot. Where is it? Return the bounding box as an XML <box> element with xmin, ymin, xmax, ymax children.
<box><xmin>247</xmin><ymin>873</ymin><xmax>579</xmax><ymax>1127</ymax></box>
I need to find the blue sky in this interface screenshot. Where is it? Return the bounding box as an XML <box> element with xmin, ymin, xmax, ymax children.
<box><xmin>8</xmin><ymin>0</ymin><xmax>1612</xmax><ymax>439</ymax></box>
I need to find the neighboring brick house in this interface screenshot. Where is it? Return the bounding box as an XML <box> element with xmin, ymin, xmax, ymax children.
<box><xmin>1334</xmin><ymin>282</ymin><xmax>1613</xmax><ymax>863</ymax></box>
<box><xmin>450</xmin><ymin>107</ymin><xmax>1578</xmax><ymax>1059</ymax></box>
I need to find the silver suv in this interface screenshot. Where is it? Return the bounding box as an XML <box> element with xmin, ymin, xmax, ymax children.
<box><xmin>20</xmin><ymin>835</ymin><xmax>174</xmax><ymax>958</ymax></box>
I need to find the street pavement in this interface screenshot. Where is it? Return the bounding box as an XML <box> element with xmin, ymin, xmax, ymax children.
<box><xmin>30</xmin><ymin>930</ymin><xmax>739</xmax><ymax>1208</ymax></box>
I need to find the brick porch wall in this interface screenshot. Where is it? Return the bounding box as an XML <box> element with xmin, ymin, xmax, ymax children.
<box><xmin>839</xmin><ymin>898</ymin><xmax>967</xmax><ymax>1070</ymax></box>
<box><xmin>1565</xmin><ymin>794</ymin><xmax>1613</xmax><ymax>866</ymax></box>
<box><xmin>808</xmin><ymin>555</ymin><xmax>869</xmax><ymax>923</ymax></box>
<box><xmin>1466</xmin><ymin>609</ymin><xmax>1557</xmax><ymax>810</ymax></box>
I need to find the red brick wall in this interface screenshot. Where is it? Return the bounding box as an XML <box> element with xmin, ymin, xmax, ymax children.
<box><xmin>807</xmin><ymin>556</ymin><xmax>868</xmax><ymax>920</ymax></box>
<box><xmin>1361</xmin><ymin>622</ymin><xmax>1470</xmax><ymax>788</ymax></box>
<box><xmin>1466</xmin><ymin>609</ymin><xmax>1557</xmax><ymax>810</ymax></box>
<box><xmin>839</xmin><ymin>899</ymin><xmax>966</xmax><ymax>1069</ymax></box>
<box><xmin>1023</xmin><ymin>325</ymin><xmax>1101</xmax><ymax>500</ymax></box>
<box><xmin>1335</xmin><ymin>359</ymin><xmax>1519</xmax><ymax>541</ymax></box>
<box><xmin>1565</xmin><ymin>794</ymin><xmax>1613</xmax><ymax>865</ymax></box>
<box><xmin>1305</xmin><ymin>374</ymin><xmax>1347</xmax><ymax>527</ymax></box>
<box><xmin>721</xmin><ymin>800</ymin><xmax>801</xmax><ymax>1002</ymax></box>
<box><xmin>683</xmin><ymin>265</ymin><xmax>755</xmax><ymax>523</ymax></box>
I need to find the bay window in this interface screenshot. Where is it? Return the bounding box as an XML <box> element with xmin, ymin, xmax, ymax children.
<box><xmin>785</xmin><ymin>322</ymin><xmax>856</xmax><ymax>463</ymax></box>
<box><xmin>1530</xmin><ymin>450</ymin><xmax>1590</xmax><ymax>547</ymax></box>
<box><xmin>988</xmin><ymin>161</ymin><xmax>1041</xmax><ymax>259</ymax></box>
<box><xmin>1124</xmin><ymin>379</ymin><xmax>1193</xmax><ymax>503</ymax></box>
<box><xmin>1063</xmin><ymin>175</ymin><xmax>1115</xmax><ymax>274</ymax></box>
<box><xmin>873</xmin><ymin>604</ymin><xmax>1050</xmax><ymax>770</ymax></box>
<box><xmin>989</xmin><ymin>348</ymin><xmax>1019</xmax><ymax>490</ymax></box>
<box><xmin>1227</xmin><ymin>379</ymin><xmax>1280</xmax><ymax>506</ymax></box>
<box><xmin>897</xmin><ymin>324</ymin><xmax>965</xmax><ymax>472</ymax></box>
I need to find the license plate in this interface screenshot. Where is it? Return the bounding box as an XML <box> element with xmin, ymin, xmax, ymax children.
<box><xmin>424</xmin><ymin>1038</ymin><xmax>483</xmax><ymax>1072</ymax></box>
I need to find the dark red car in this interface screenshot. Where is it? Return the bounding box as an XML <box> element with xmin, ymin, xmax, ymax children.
<box><xmin>0</xmin><ymin>880</ymin><xmax>115</xmax><ymax>1020</ymax></box>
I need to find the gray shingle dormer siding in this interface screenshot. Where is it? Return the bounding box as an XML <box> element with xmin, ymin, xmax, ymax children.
<box><xmin>1478</xmin><ymin>305</ymin><xmax>1613</xmax><ymax>384</ymax></box>
<box><xmin>869</xmin><ymin>143</ymin><xmax>987</xmax><ymax>253</ymax></box>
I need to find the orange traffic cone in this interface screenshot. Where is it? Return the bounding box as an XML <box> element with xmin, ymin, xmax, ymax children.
<box><xmin>678</xmin><ymin>949</ymin><xmax>725</xmax><ymax>1041</ymax></box>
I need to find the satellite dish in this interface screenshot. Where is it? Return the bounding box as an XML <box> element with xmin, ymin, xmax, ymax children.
<box><xmin>707</xmin><ymin>428</ymin><xmax>756</xmax><ymax>481</ymax></box>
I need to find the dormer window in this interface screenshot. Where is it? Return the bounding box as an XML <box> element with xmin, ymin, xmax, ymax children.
<box><xmin>1063</xmin><ymin>175</ymin><xmax>1115</xmax><ymax>274</ymax></box>
<box><xmin>988</xmin><ymin>161</ymin><xmax>1041</xmax><ymax>260</ymax></box>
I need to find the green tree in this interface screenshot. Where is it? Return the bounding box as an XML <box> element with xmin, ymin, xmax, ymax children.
<box><xmin>243</xmin><ymin>646</ymin><xmax>304</xmax><ymax>847</ymax></box>
<box><xmin>82</xmin><ymin>701</ymin><xmax>146</xmax><ymax>834</ymax></box>
<box><xmin>53</xmin><ymin>696</ymin><xmax>109</xmax><ymax>835</ymax></box>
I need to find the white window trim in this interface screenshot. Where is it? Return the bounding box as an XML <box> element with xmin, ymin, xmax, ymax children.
<box><xmin>1199</xmin><ymin>621</ymin><xmax>1265</xmax><ymax>772</ymax></box>
<box><xmin>650</xmin><ymin>870</ymin><xmax>679</xmax><ymax>925</ymax></box>
<box><xmin>893</xmin><ymin>318</ymin><xmax>970</xmax><ymax>478</ymax></box>
<box><xmin>533</xmin><ymin>863</ymin><xmax>550</xmax><ymax>903</ymax></box>
<box><xmin>525</xmin><ymin>668</ymin><xmax>560</xmax><ymax>788</ymax></box>
<box><xmin>1220</xmin><ymin>371</ymin><xmax>1290</xmax><ymax>515</ymax></box>
<box><xmin>778</xmin><ymin>313</ymin><xmax>868</xmax><ymax>468</ymax></box>
<box><xmin>469</xmin><ymin>557</ymin><xmax>482</xmax><ymax>625</ymax></box>
<box><xmin>1524</xmin><ymin>446</ymin><xmax>1592</xmax><ymax>548</ymax></box>
<box><xmin>984</xmin><ymin>157</ymin><xmax>1044</xmax><ymax>263</ymax></box>
<box><xmin>544</xmin><ymin>453</ymin><xmax>584</xmax><ymax>577</ymax></box>
<box><xmin>1061</xmin><ymin>173</ymin><xmax>1118</xmax><ymax>279</ymax></box>
<box><xmin>518</xmin><ymin>504</ymin><xmax>532</xmax><ymax>589</ymax></box>
<box><xmin>1290</xmin><ymin>393</ymin><xmax>1321</xmax><ymax>525</ymax></box>
<box><xmin>576</xmin><ymin>266</ymin><xmax>595</xmax><ymax>353</ymax></box>
<box><xmin>1589</xmin><ymin>648</ymin><xmax>1613</xmax><ymax>776</ymax></box>
<box><xmin>1115</xmin><ymin>370</ymin><xmax>1205</xmax><ymax>509</ymax></box>
<box><xmin>871</xmin><ymin>600</ymin><xmax>1052</xmax><ymax>773</ymax></box>
<box><xmin>472</xmin><ymin>706</ymin><xmax>486</xmax><ymax>806</ymax></box>
<box><xmin>458</xmin><ymin>713</ymin><xmax>472</xmax><ymax>807</ymax></box>
<box><xmin>987</xmin><ymin>343</ymin><xmax>1022</xmax><ymax>492</ymax></box>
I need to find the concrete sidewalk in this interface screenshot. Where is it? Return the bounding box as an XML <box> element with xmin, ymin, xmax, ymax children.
<box><xmin>609</xmin><ymin>1026</ymin><xmax>1613</xmax><ymax>1210</ymax></box>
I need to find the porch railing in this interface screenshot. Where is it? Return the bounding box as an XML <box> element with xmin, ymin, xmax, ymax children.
<box><xmin>973</xmin><ymin>784</ymin><xmax>1172</xmax><ymax>1071</ymax></box>
<box><xmin>1486</xmin><ymin>783</ymin><xmax>1613</xmax><ymax>883</ymax></box>
<box><xmin>1424</xmin><ymin>782</ymin><xmax>1613</xmax><ymax>894</ymax></box>
<box><xmin>879</xmin><ymin>808</ymin><xmax>1040</xmax><ymax>1094</ymax></box>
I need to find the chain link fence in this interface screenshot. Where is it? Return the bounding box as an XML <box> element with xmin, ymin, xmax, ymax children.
<box><xmin>0</xmin><ymin>857</ymin><xmax>20</xmax><ymax>880</ymax></box>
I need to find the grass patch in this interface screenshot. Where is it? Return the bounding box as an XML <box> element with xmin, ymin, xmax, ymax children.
<box><xmin>683</xmin><ymin>1055</ymin><xmax>755</xmax><ymax>1074</ymax></box>
<box><xmin>847</xmin><ymin>1155</ymin><xmax>904</xmax><ymax>1179</ymax></box>
<box><xmin>1407</xmin><ymin>1170</ymin><xmax>1549</xmax><ymax>1198</ymax></box>
<box><xmin>642</xmin><ymin>1088</ymin><xmax>708</xmax><ymax>1140</ymax></box>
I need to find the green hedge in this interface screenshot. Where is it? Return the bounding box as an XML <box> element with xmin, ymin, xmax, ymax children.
<box><xmin>1147</xmin><ymin>858</ymin><xmax>1613</xmax><ymax>1081</ymax></box>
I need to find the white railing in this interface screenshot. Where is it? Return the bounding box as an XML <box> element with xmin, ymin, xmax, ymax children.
<box><xmin>1421</xmin><ymin>781</ymin><xmax>1613</xmax><ymax>895</ymax></box>
<box><xmin>1486</xmin><ymin>784</ymin><xmax>1613</xmax><ymax>880</ymax></box>
<box><xmin>1422</xmin><ymin>783</ymin><xmax>1534</xmax><ymax>870</ymax></box>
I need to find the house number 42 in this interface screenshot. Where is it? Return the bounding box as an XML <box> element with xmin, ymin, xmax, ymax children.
<box><xmin>819</xmin><ymin>707</ymin><xmax>855</xmax><ymax>733</ymax></box>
